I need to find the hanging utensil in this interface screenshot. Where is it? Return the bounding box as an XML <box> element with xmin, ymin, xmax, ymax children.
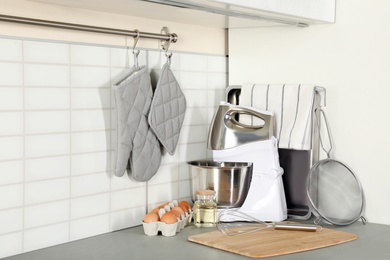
<box><xmin>217</xmin><ymin>209</ymin><xmax>321</xmax><ymax>236</ymax></box>
<box><xmin>306</xmin><ymin>108</ymin><xmax>366</xmax><ymax>226</ymax></box>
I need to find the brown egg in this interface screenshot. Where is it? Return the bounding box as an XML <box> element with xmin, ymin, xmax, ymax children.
<box><xmin>143</xmin><ymin>212</ymin><xmax>159</xmax><ymax>223</ymax></box>
<box><xmin>170</xmin><ymin>209</ymin><xmax>181</xmax><ymax>219</ymax></box>
<box><xmin>178</xmin><ymin>205</ymin><xmax>188</xmax><ymax>214</ymax></box>
<box><xmin>179</xmin><ymin>201</ymin><xmax>191</xmax><ymax>212</ymax></box>
<box><xmin>172</xmin><ymin>206</ymin><xmax>184</xmax><ymax>216</ymax></box>
<box><xmin>150</xmin><ymin>207</ymin><xmax>160</xmax><ymax>214</ymax></box>
<box><xmin>161</xmin><ymin>212</ymin><xmax>178</xmax><ymax>224</ymax></box>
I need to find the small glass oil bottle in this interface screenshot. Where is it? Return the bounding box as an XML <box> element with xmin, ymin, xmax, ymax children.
<box><xmin>193</xmin><ymin>190</ymin><xmax>217</xmax><ymax>227</ymax></box>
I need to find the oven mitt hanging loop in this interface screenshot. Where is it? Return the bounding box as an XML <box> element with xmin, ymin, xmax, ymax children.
<box><xmin>148</xmin><ymin>59</ymin><xmax>186</xmax><ymax>155</ymax></box>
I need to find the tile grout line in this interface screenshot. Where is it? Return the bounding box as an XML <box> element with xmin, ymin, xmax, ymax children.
<box><xmin>68</xmin><ymin>43</ymin><xmax>72</xmax><ymax>242</ymax></box>
<box><xmin>21</xmin><ymin>38</ymin><xmax>26</xmax><ymax>254</ymax></box>
<box><xmin>108</xmin><ymin>44</ymin><xmax>113</xmax><ymax>232</ymax></box>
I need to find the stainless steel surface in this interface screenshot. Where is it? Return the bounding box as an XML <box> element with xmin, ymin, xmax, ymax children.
<box><xmin>208</xmin><ymin>103</ymin><xmax>275</xmax><ymax>150</ymax></box>
<box><xmin>306</xmin><ymin>109</ymin><xmax>365</xmax><ymax>226</ymax></box>
<box><xmin>187</xmin><ymin>160</ymin><xmax>253</xmax><ymax>208</ymax></box>
<box><xmin>0</xmin><ymin>14</ymin><xmax>178</xmax><ymax>42</ymax></box>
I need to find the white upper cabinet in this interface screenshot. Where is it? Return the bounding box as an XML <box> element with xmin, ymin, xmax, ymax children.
<box><xmin>32</xmin><ymin>0</ymin><xmax>336</xmax><ymax>28</ymax></box>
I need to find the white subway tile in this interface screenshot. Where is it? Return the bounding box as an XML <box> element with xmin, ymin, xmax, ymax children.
<box><xmin>71</xmin><ymin>173</ymin><xmax>110</xmax><ymax>197</ymax></box>
<box><xmin>25</xmin><ymin>156</ymin><xmax>70</xmax><ymax>182</ymax></box>
<box><xmin>0</xmin><ymin>184</ymin><xmax>23</xmax><ymax>210</ymax></box>
<box><xmin>25</xmin><ymin>88</ymin><xmax>70</xmax><ymax>110</ymax></box>
<box><xmin>180</xmin><ymin>53</ymin><xmax>207</xmax><ymax>72</ymax></box>
<box><xmin>24</xmin><ymin>201</ymin><xmax>69</xmax><ymax>228</ymax></box>
<box><xmin>179</xmin><ymin>125</ymin><xmax>208</xmax><ymax>144</ymax></box>
<box><xmin>70</xmin><ymin>45</ymin><xmax>110</xmax><ymax>66</ymax></box>
<box><xmin>110</xmin><ymin>187</ymin><xmax>146</xmax><ymax>211</ymax></box>
<box><xmin>71</xmin><ymin>110</ymin><xmax>110</xmax><ymax>132</ymax></box>
<box><xmin>182</xmin><ymin>90</ymin><xmax>208</xmax><ymax>108</ymax></box>
<box><xmin>0</xmin><ymin>87</ymin><xmax>23</xmax><ymax>110</ymax></box>
<box><xmin>24</xmin><ymin>64</ymin><xmax>69</xmax><ymax>87</ymax></box>
<box><xmin>183</xmin><ymin>107</ymin><xmax>208</xmax><ymax>126</ymax></box>
<box><xmin>147</xmin><ymin>182</ymin><xmax>179</xmax><ymax>205</ymax></box>
<box><xmin>0</xmin><ymin>38</ymin><xmax>22</xmax><ymax>61</ymax></box>
<box><xmin>70</xmin><ymin>214</ymin><xmax>109</xmax><ymax>241</ymax></box>
<box><xmin>207</xmin><ymin>56</ymin><xmax>227</xmax><ymax>73</ymax></box>
<box><xmin>0</xmin><ymin>112</ymin><xmax>23</xmax><ymax>135</ymax></box>
<box><xmin>25</xmin><ymin>179</ymin><xmax>69</xmax><ymax>205</ymax></box>
<box><xmin>71</xmin><ymin>152</ymin><xmax>109</xmax><ymax>176</ymax></box>
<box><xmin>70</xmin><ymin>67</ymin><xmax>110</xmax><ymax>88</ymax></box>
<box><xmin>25</xmin><ymin>134</ymin><xmax>70</xmax><ymax>158</ymax></box>
<box><xmin>147</xmin><ymin>50</ymin><xmax>163</xmax><ymax>70</ymax></box>
<box><xmin>148</xmin><ymin>50</ymin><xmax>179</xmax><ymax>70</ymax></box>
<box><xmin>208</xmin><ymin>89</ymin><xmax>226</xmax><ymax>107</ymax></box>
<box><xmin>0</xmin><ymin>63</ymin><xmax>23</xmax><ymax>86</ymax></box>
<box><xmin>110</xmin><ymin>206</ymin><xmax>145</xmax><ymax>231</ymax></box>
<box><xmin>179</xmin><ymin>71</ymin><xmax>208</xmax><ymax>89</ymax></box>
<box><xmin>0</xmin><ymin>160</ymin><xmax>23</xmax><ymax>185</ymax></box>
<box><xmin>179</xmin><ymin>179</ymin><xmax>192</xmax><ymax>199</ymax></box>
<box><xmin>148</xmin><ymin>164</ymin><xmax>179</xmax><ymax>185</ymax></box>
<box><xmin>0</xmin><ymin>232</ymin><xmax>23</xmax><ymax>258</ymax></box>
<box><xmin>208</xmin><ymin>72</ymin><xmax>227</xmax><ymax>90</ymax></box>
<box><xmin>71</xmin><ymin>193</ymin><xmax>109</xmax><ymax>219</ymax></box>
<box><xmin>111</xmin><ymin>47</ymin><xmax>147</xmax><ymax>68</ymax></box>
<box><xmin>24</xmin><ymin>41</ymin><xmax>69</xmax><ymax>64</ymax></box>
<box><xmin>160</xmin><ymin>149</ymin><xmax>179</xmax><ymax>165</ymax></box>
<box><xmin>0</xmin><ymin>137</ymin><xmax>23</xmax><ymax>161</ymax></box>
<box><xmin>110</xmin><ymin>173</ymin><xmax>145</xmax><ymax>191</ymax></box>
<box><xmin>179</xmin><ymin>142</ymin><xmax>207</xmax><ymax>162</ymax></box>
<box><xmin>71</xmin><ymin>131</ymin><xmax>109</xmax><ymax>154</ymax></box>
<box><xmin>0</xmin><ymin>208</ymin><xmax>23</xmax><ymax>234</ymax></box>
<box><xmin>25</xmin><ymin>111</ymin><xmax>70</xmax><ymax>134</ymax></box>
<box><xmin>179</xmin><ymin>162</ymin><xmax>191</xmax><ymax>180</ymax></box>
<box><xmin>24</xmin><ymin>223</ymin><xmax>69</xmax><ymax>252</ymax></box>
<box><xmin>71</xmin><ymin>88</ymin><xmax>110</xmax><ymax>109</ymax></box>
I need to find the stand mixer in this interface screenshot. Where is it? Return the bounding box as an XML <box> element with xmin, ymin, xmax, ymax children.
<box><xmin>208</xmin><ymin>102</ymin><xmax>287</xmax><ymax>222</ymax></box>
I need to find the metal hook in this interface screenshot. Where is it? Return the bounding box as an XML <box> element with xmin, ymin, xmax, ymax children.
<box><xmin>315</xmin><ymin>108</ymin><xmax>333</xmax><ymax>158</ymax></box>
<box><xmin>161</xmin><ymin>27</ymin><xmax>178</xmax><ymax>53</ymax></box>
<box><xmin>165</xmin><ymin>52</ymin><xmax>172</xmax><ymax>66</ymax></box>
<box><xmin>132</xmin><ymin>29</ymin><xmax>140</xmax><ymax>51</ymax></box>
<box><xmin>132</xmin><ymin>30</ymin><xmax>140</xmax><ymax>69</ymax></box>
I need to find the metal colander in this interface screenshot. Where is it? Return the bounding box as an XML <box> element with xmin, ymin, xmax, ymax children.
<box><xmin>306</xmin><ymin>109</ymin><xmax>366</xmax><ymax>226</ymax></box>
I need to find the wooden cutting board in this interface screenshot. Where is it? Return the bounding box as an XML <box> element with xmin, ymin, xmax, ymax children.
<box><xmin>188</xmin><ymin>225</ymin><xmax>357</xmax><ymax>258</ymax></box>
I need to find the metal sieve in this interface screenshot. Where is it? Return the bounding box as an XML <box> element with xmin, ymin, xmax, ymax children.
<box><xmin>306</xmin><ymin>109</ymin><xmax>366</xmax><ymax>226</ymax></box>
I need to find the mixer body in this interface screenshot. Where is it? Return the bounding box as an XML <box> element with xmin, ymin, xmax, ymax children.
<box><xmin>208</xmin><ymin>102</ymin><xmax>287</xmax><ymax>222</ymax></box>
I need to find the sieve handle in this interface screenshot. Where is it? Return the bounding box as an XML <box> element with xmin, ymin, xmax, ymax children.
<box><xmin>274</xmin><ymin>223</ymin><xmax>321</xmax><ymax>232</ymax></box>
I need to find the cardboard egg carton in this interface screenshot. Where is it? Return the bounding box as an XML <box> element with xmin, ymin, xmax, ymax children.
<box><xmin>142</xmin><ymin>211</ymin><xmax>192</xmax><ymax>237</ymax></box>
<box><xmin>142</xmin><ymin>200</ymin><xmax>193</xmax><ymax>237</ymax></box>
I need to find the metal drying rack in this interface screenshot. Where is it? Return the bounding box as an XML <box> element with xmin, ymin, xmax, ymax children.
<box><xmin>0</xmin><ymin>14</ymin><xmax>178</xmax><ymax>49</ymax></box>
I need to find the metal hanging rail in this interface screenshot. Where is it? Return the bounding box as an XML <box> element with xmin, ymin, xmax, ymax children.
<box><xmin>0</xmin><ymin>14</ymin><xmax>178</xmax><ymax>43</ymax></box>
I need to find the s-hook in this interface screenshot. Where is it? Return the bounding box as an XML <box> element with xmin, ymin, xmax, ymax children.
<box><xmin>161</xmin><ymin>27</ymin><xmax>177</xmax><ymax>65</ymax></box>
<box><xmin>133</xmin><ymin>29</ymin><xmax>140</xmax><ymax>69</ymax></box>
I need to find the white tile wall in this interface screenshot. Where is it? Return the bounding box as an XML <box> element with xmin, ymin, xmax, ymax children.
<box><xmin>0</xmin><ymin>37</ymin><xmax>227</xmax><ymax>258</ymax></box>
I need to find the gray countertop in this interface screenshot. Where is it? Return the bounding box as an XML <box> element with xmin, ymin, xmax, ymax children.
<box><xmin>3</xmin><ymin>220</ymin><xmax>390</xmax><ymax>260</ymax></box>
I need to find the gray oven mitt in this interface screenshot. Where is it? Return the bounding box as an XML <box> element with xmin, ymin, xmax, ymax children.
<box><xmin>148</xmin><ymin>61</ymin><xmax>186</xmax><ymax>155</ymax></box>
<box><xmin>112</xmin><ymin>66</ymin><xmax>161</xmax><ymax>181</ymax></box>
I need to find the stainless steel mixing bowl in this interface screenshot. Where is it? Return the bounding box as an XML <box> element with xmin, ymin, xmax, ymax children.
<box><xmin>187</xmin><ymin>160</ymin><xmax>253</xmax><ymax>208</ymax></box>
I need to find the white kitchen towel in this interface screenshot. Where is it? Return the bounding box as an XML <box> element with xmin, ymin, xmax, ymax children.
<box><xmin>239</xmin><ymin>84</ymin><xmax>326</xmax><ymax>150</ymax></box>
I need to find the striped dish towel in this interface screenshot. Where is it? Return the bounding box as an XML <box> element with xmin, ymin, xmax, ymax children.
<box><xmin>239</xmin><ymin>84</ymin><xmax>326</xmax><ymax>150</ymax></box>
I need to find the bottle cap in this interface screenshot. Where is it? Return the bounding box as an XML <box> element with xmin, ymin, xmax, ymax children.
<box><xmin>196</xmin><ymin>190</ymin><xmax>215</xmax><ymax>196</ymax></box>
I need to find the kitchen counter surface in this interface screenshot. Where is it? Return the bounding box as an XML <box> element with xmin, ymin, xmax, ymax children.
<box><xmin>3</xmin><ymin>219</ymin><xmax>390</xmax><ymax>260</ymax></box>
